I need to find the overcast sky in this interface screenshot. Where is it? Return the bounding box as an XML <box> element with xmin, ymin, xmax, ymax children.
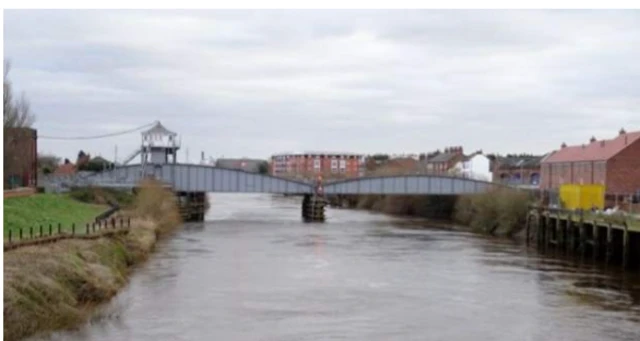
<box><xmin>4</xmin><ymin>9</ymin><xmax>640</xmax><ymax>162</ymax></box>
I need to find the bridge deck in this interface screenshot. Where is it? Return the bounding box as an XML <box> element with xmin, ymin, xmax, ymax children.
<box><xmin>40</xmin><ymin>163</ymin><xmax>497</xmax><ymax>195</ymax></box>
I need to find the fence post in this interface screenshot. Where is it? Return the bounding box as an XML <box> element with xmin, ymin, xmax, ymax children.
<box><xmin>58</xmin><ymin>223</ymin><xmax>62</xmax><ymax>235</ymax></box>
<box><xmin>120</xmin><ymin>217</ymin><xmax>123</xmax><ymax>228</ymax></box>
<box><xmin>30</xmin><ymin>226</ymin><xmax>33</xmax><ymax>239</ymax></box>
<box><xmin>8</xmin><ymin>229</ymin><xmax>12</xmax><ymax>243</ymax></box>
<box><xmin>49</xmin><ymin>224</ymin><xmax>52</xmax><ymax>236</ymax></box>
<box><xmin>92</xmin><ymin>222</ymin><xmax>96</xmax><ymax>233</ymax></box>
<box><xmin>86</xmin><ymin>223</ymin><xmax>89</xmax><ymax>234</ymax></box>
<box><xmin>111</xmin><ymin>217</ymin><xmax>116</xmax><ymax>229</ymax></box>
<box><xmin>19</xmin><ymin>228</ymin><xmax>23</xmax><ymax>240</ymax></box>
<box><xmin>72</xmin><ymin>223</ymin><xmax>75</xmax><ymax>236</ymax></box>
<box><xmin>39</xmin><ymin>225</ymin><xmax>43</xmax><ymax>237</ymax></box>
<box><xmin>128</xmin><ymin>217</ymin><xmax>131</xmax><ymax>228</ymax></box>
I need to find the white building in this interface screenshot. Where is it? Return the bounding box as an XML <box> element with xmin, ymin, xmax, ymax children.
<box><xmin>452</xmin><ymin>153</ymin><xmax>492</xmax><ymax>181</ymax></box>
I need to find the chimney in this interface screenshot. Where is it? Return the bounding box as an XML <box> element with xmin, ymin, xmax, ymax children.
<box><xmin>561</xmin><ymin>142</ymin><xmax>567</xmax><ymax>149</ymax></box>
<box><xmin>619</xmin><ymin>128</ymin><xmax>626</xmax><ymax>135</ymax></box>
<box><xmin>590</xmin><ymin>136</ymin><xmax>596</xmax><ymax>143</ymax></box>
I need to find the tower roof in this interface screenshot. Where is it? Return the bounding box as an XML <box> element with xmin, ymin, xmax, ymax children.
<box><xmin>142</xmin><ymin>121</ymin><xmax>177</xmax><ymax>137</ymax></box>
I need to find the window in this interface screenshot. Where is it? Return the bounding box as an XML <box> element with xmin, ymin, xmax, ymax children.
<box><xmin>331</xmin><ymin>160</ymin><xmax>338</xmax><ymax>169</ymax></box>
<box><xmin>313</xmin><ymin>159</ymin><xmax>320</xmax><ymax>168</ymax></box>
<box><xmin>339</xmin><ymin>160</ymin><xmax>346</xmax><ymax>169</ymax></box>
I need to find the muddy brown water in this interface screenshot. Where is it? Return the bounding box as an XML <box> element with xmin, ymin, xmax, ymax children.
<box><xmin>31</xmin><ymin>194</ymin><xmax>640</xmax><ymax>341</ymax></box>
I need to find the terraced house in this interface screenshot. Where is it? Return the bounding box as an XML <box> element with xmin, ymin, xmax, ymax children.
<box><xmin>491</xmin><ymin>154</ymin><xmax>543</xmax><ymax>187</ymax></box>
<box><xmin>540</xmin><ymin>128</ymin><xmax>640</xmax><ymax>195</ymax></box>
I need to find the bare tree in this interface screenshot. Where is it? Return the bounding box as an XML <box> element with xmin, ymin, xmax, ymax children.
<box><xmin>38</xmin><ymin>154</ymin><xmax>61</xmax><ymax>174</ymax></box>
<box><xmin>4</xmin><ymin>59</ymin><xmax>37</xmax><ymax>187</ymax></box>
<box><xmin>4</xmin><ymin>60</ymin><xmax>35</xmax><ymax>128</ymax></box>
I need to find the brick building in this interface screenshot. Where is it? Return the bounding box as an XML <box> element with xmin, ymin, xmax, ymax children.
<box><xmin>3</xmin><ymin>127</ymin><xmax>37</xmax><ymax>188</ymax></box>
<box><xmin>491</xmin><ymin>155</ymin><xmax>543</xmax><ymax>186</ymax></box>
<box><xmin>424</xmin><ymin>146</ymin><xmax>465</xmax><ymax>174</ymax></box>
<box><xmin>270</xmin><ymin>152</ymin><xmax>365</xmax><ymax>179</ymax></box>
<box><xmin>540</xmin><ymin>129</ymin><xmax>640</xmax><ymax>194</ymax></box>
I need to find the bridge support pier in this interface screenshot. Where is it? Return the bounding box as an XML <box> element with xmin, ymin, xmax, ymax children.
<box><xmin>177</xmin><ymin>191</ymin><xmax>207</xmax><ymax>222</ymax></box>
<box><xmin>302</xmin><ymin>194</ymin><xmax>325</xmax><ymax>222</ymax></box>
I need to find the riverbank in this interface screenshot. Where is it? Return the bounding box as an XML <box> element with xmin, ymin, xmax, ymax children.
<box><xmin>329</xmin><ymin>187</ymin><xmax>533</xmax><ymax>238</ymax></box>
<box><xmin>3</xmin><ymin>180</ymin><xmax>182</xmax><ymax>341</ymax></box>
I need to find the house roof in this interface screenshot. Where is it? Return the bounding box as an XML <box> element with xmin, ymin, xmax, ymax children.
<box><xmin>142</xmin><ymin>121</ymin><xmax>177</xmax><ymax>137</ymax></box>
<box><xmin>496</xmin><ymin>155</ymin><xmax>543</xmax><ymax>169</ymax></box>
<box><xmin>543</xmin><ymin>130</ymin><xmax>640</xmax><ymax>163</ymax></box>
<box><xmin>54</xmin><ymin>163</ymin><xmax>76</xmax><ymax>175</ymax></box>
<box><xmin>90</xmin><ymin>156</ymin><xmax>112</xmax><ymax>164</ymax></box>
<box><xmin>427</xmin><ymin>153</ymin><xmax>459</xmax><ymax>163</ymax></box>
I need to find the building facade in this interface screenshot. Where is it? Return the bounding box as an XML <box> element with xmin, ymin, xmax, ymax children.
<box><xmin>425</xmin><ymin>146</ymin><xmax>465</xmax><ymax>174</ymax></box>
<box><xmin>453</xmin><ymin>152</ymin><xmax>492</xmax><ymax>181</ymax></box>
<box><xmin>492</xmin><ymin>155</ymin><xmax>543</xmax><ymax>187</ymax></box>
<box><xmin>270</xmin><ymin>152</ymin><xmax>365</xmax><ymax>179</ymax></box>
<box><xmin>4</xmin><ymin>127</ymin><xmax>37</xmax><ymax>188</ymax></box>
<box><xmin>540</xmin><ymin>129</ymin><xmax>640</xmax><ymax>194</ymax></box>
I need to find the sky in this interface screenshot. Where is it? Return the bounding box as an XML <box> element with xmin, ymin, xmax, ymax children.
<box><xmin>4</xmin><ymin>9</ymin><xmax>640</xmax><ymax>163</ymax></box>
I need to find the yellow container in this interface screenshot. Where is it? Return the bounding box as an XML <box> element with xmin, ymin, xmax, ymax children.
<box><xmin>559</xmin><ymin>184</ymin><xmax>605</xmax><ymax>210</ymax></box>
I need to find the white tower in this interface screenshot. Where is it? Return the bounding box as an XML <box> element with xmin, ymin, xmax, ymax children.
<box><xmin>140</xmin><ymin>121</ymin><xmax>181</xmax><ymax>171</ymax></box>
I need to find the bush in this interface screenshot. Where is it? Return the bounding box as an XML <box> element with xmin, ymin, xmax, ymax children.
<box><xmin>68</xmin><ymin>187</ymin><xmax>135</xmax><ymax>207</ymax></box>
<box><xmin>133</xmin><ymin>179</ymin><xmax>181</xmax><ymax>233</ymax></box>
<box><xmin>454</xmin><ymin>187</ymin><xmax>532</xmax><ymax>236</ymax></box>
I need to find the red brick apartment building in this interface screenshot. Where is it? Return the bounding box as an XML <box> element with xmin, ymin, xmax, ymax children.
<box><xmin>270</xmin><ymin>152</ymin><xmax>365</xmax><ymax>179</ymax></box>
<box><xmin>540</xmin><ymin>129</ymin><xmax>640</xmax><ymax>194</ymax></box>
<box><xmin>3</xmin><ymin>127</ymin><xmax>37</xmax><ymax>188</ymax></box>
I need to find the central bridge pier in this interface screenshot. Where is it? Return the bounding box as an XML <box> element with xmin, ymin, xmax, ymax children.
<box><xmin>176</xmin><ymin>191</ymin><xmax>207</xmax><ymax>222</ymax></box>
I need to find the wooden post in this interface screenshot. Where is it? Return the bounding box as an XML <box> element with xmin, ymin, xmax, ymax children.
<box><xmin>86</xmin><ymin>223</ymin><xmax>90</xmax><ymax>234</ymax></box>
<box><xmin>623</xmin><ymin>222</ymin><xmax>630</xmax><ymax>269</ymax></box>
<box><xmin>525</xmin><ymin>214</ymin><xmax>530</xmax><ymax>246</ymax></box>
<box><xmin>39</xmin><ymin>225</ymin><xmax>43</xmax><ymax>237</ymax></box>
<box><xmin>567</xmin><ymin>218</ymin><xmax>574</xmax><ymax>253</ymax></box>
<box><xmin>58</xmin><ymin>223</ymin><xmax>61</xmax><ymax>235</ymax></box>
<box><xmin>593</xmin><ymin>222</ymin><xmax>600</xmax><ymax>262</ymax></box>
<box><xmin>19</xmin><ymin>228</ymin><xmax>23</xmax><ymax>240</ymax></box>
<box><xmin>579</xmin><ymin>220</ymin><xmax>586</xmax><ymax>260</ymax></box>
<box><xmin>8</xmin><ymin>229</ymin><xmax>12</xmax><ymax>243</ymax></box>
<box><xmin>48</xmin><ymin>224</ymin><xmax>52</xmax><ymax>236</ymax></box>
<box><xmin>606</xmin><ymin>223</ymin><xmax>613</xmax><ymax>265</ymax></box>
<box><xmin>29</xmin><ymin>226</ymin><xmax>33</xmax><ymax>239</ymax></box>
<box><xmin>72</xmin><ymin>223</ymin><xmax>76</xmax><ymax>236</ymax></box>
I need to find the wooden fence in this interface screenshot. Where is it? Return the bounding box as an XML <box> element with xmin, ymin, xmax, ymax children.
<box><xmin>4</xmin><ymin>216</ymin><xmax>132</xmax><ymax>252</ymax></box>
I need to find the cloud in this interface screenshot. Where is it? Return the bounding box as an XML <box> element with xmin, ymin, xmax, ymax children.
<box><xmin>4</xmin><ymin>9</ymin><xmax>640</xmax><ymax>162</ymax></box>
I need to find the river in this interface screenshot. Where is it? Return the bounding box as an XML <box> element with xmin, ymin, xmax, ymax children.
<box><xmin>34</xmin><ymin>194</ymin><xmax>640</xmax><ymax>341</ymax></box>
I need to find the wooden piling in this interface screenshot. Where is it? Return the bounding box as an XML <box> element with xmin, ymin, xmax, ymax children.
<box><xmin>593</xmin><ymin>223</ymin><xmax>600</xmax><ymax>261</ymax></box>
<box><xmin>622</xmin><ymin>222</ymin><xmax>630</xmax><ymax>269</ymax></box>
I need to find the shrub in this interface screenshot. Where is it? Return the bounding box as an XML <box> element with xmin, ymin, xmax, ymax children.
<box><xmin>454</xmin><ymin>187</ymin><xmax>532</xmax><ymax>236</ymax></box>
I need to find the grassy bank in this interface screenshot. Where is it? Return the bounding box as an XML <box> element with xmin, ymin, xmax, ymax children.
<box><xmin>334</xmin><ymin>187</ymin><xmax>534</xmax><ymax>237</ymax></box>
<box><xmin>3</xmin><ymin>180</ymin><xmax>182</xmax><ymax>341</ymax></box>
<box><xmin>3</xmin><ymin>194</ymin><xmax>108</xmax><ymax>237</ymax></box>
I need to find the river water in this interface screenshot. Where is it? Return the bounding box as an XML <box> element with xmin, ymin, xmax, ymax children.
<box><xmin>36</xmin><ymin>194</ymin><xmax>640</xmax><ymax>341</ymax></box>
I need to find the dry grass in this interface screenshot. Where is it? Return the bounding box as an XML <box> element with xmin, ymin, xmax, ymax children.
<box><xmin>3</xmin><ymin>179</ymin><xmax>182</xmax><ymax>341</ymax></box>
<box><xmin>454</xmin><ymin>187</ymin><xmax>533</xmax><ymax>236</ymax></box>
